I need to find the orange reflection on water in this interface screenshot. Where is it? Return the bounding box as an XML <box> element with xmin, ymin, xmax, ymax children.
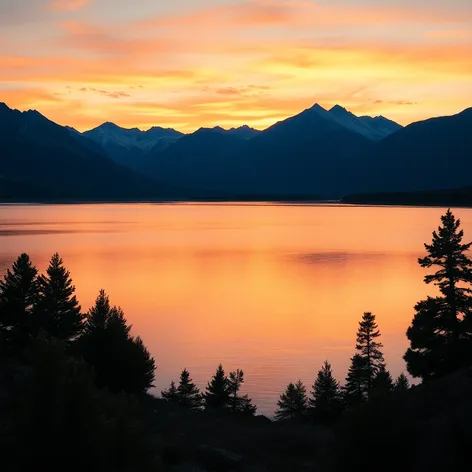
<box><xmin>0</xmin><ymin>203</ymin><xmax>463</xmax><ymax>414</ymax></box>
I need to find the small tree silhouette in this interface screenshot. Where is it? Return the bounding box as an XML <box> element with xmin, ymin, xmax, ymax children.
<box><xmin>78</xmin><ymin>290</ymin><xmax>155</xmax><ymax>394</ymax></box>
<box><xmin>176</xmin><ymin>368</ymin><xmax>203</xmax><ymax>410</ymax></box>
<box><xmin>394</xmin><ymin>373</ymin><xmax>410</xmax><ymax>394</ymax></box>
<box><xmin>161</xmin><ymin>381</ymin><xmax>179</xmax><ymax>403</ymax></box>
<box><xmin>370</xmin><ymin>365</ymin><xmax>394</xmax><ymax>400</ymax></box>
<box><xmin>0</xmin><ymin>253</ymin><xmax>38</xmax><ymax>351</ymax></box>
<box><xmin>308</xmin><ymin>360</ymin><xmax>343</xmax><ymax>423</ymax></box>
<box><xmin>275</xmin><ymin>380</ymin><xmax>307</xmax><ymax>420</ymax></box>
<box><xmin>227</xmin><ymin>369</ymin><xmax>257</xmax><ymax>415</ymax></box>
<box><xmin>405</xmin><ymin>209</ymin><xmax>472</xmax><ymax>379</ymax></box>
<box><xmin>344</xmin><ymin>354</ymin><xmax>368</xmax><ymax>407</ymax></box>
<box><xmin>204</xmin><ymin>364</ymin><xmax>229</xmax><ymax>410</ymax></box>
<box><xmin>35</xmin><ymin>253</ymin><xmax>83</xmax><ymax>341</ymax></box>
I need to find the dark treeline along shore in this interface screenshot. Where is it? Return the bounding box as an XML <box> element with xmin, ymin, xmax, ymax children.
<box><xmin>1</xmin><ymin>209</ymin><xmax>472</xmax><ymax>471</ymax></box>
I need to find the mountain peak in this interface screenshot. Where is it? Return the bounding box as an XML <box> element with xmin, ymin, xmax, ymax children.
<box><xmin>330</xmin><ymin>104</ymin><xmax>348</xmax><ymax>113</ymax></box>
<box><xmin>309</xmin><ymin>103</ymin><xmax>327</xmax><ymax>112</ymax></box>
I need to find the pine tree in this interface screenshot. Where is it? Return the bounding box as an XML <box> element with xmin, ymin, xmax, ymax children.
<box><xmin>0</xmin><ymin>253</ymin><xmax>38</xmax><ymax>351</ymax></box>
<box><xmin>35</xmin><ymin>253</ymin><xmax>83</xmax><ymax>341</ymax></box>
<box><xmin>125</xmin><ymin>335</ymin><xmax>155</xmax><ymax>394</ymax></box>
<box><xmin>78</xmin><ymin>290</ymin><xmax>155</xmax><ymax>394</ymax></box>
<box><xmin>308</xmin><ymin>361</ymin><xmax>343</xmax><ymax>423</ymax></box>
<box><xmin>355</xmin><ymin>312</ymin><xmax>385</xmax><ymax>393</ymax></box>
<box><xmin>370</xmin><ymin>365</ymin><xmax>394</xmax><ymax>400</ymax></box>
<box><xmin>405</xmin><ymin>209</ymin><xmax>472</xmax><ymax>380</ymax></box>
<box><xmin>176</xmin><ymin>368</ymin><xmax>202</xmax><ymax>410</ymax></box>
<box><xmin>344</xmin><ymin>354</ymin><xmax>368</xmax><ymax>407</ymax></box>
<box><xmin>275</xmin><ymin>380</ymin><xmax>307</xmax><ymax>420</ymax></box>
<box><xmin>204</xmin><ymin>364</ymin><xmax>229</xmax><ymax>409</ymax></box>
<box><xmin>394</xmin><ymin>373</ymin><xmax>410</xmax><ymax>394</ymax></box>
<box><xmin>226</xmin><ymin>369</ymin><xmax>257</xmax><ymax>415</ymax></box>
<box><xmin>161</xmin><ymin>381</ymin><xmax>179</xmax><ymax>403</ymax></box>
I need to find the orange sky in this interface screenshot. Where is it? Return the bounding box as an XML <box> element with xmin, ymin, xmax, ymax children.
<box><xmin>1</xmin><ymin>0</ymin><xmax>471</xmax><ymax>131</ymax></box>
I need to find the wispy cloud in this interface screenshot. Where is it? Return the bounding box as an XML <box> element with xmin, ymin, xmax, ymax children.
<box><xmin>1</xmin><ymin>0</ymin><xmax>471</xmax><ymax>131</ymax></box>
<box><xmin>48</xmin><ymin>0</ymin><xmax>92</xmax><ymax>11</ymax></box>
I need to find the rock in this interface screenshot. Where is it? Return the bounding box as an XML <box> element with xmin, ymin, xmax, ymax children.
<box><xmin>195</xmin><ymin>445</ymin><xmax>244</xmax><ymax>471</ymax></box>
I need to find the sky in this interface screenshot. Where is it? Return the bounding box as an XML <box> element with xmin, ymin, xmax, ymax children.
<box><xmin>1</xmin><ymin>0</ymin><xmax>471</xmax><ymax>132</ymax></box>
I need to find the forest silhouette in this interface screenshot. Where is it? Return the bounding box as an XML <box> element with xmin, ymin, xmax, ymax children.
<box><xmin>0</xmin><ymin>209</ymin><xmax>471</xmax><ymax>471</ymax></box>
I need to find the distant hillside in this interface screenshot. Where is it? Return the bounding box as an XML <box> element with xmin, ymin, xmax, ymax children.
<box><xmin>137</xmin><ymin>103</ymin><xmax>377</xmax><ymax>198</ymax></box>
<box><xmin>2</xmin><ymin>101</ymin><xmax>470</xmax><ymax>202</ymax></box>
<box><xmin>346</xmin><ymin>107</ymin><xmax>472</xmax><ymax>196</ymax></box>
<box><xmin>0</xmin><ymin>103</ymin><xmax>179</xmax><ymax>200</ymax></box>
<box><xmin>343</xmin><ymin>187</ymin><xmax>472</xmax><ymax>207</ymax></box>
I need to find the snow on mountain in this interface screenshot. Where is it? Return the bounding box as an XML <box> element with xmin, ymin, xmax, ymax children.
<box><xmin>328</xmin><ymin>105</ymin><xmax>402</xmax><ymax>141</ymax></box>
<box><xmin>83</xmin><ymin>122</ymin><xmax>183</xmax><ymax>152</ymax></box>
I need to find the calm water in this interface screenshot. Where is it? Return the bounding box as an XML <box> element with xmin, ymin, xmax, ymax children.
<box><xmin>0</xmin><ymin>203</ymin><xmax>465</xmax><ymax>415</ymax></box>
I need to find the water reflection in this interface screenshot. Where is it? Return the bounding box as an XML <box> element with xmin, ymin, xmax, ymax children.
<box><xmin>0</xmin><ymin>203</ymin><xmax>465</xmax><ymax>414</ymax></box>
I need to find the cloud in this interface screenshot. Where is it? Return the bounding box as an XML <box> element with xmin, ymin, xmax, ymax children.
<box><xmin>48</xmin><ymin>0</ymin><xmax>92</xmax><ymax>11</ymax></box>
<box><xmin>1</xmin><ymin>0</ymin><xmax>471</xmax><ymax>132</ymax></box>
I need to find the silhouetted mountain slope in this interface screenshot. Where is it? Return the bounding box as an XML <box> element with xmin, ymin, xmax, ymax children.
<box><xmin>227</xmin><ymin>125</ymin><xmax>261</xmax><ymax>139</ymax></box>
<box><xmin>142</xmin><ymin>128</ymin><xmax>247</xmax><ymax>195</ymax></box>
<box><xmin>2</xmin><ymin>101</ymin><xmax>469</xmax><ymax>202</ymax></box>
<box><xmin>0</xmin><ymin>103</ymin><xmax>177</xmax><ymax>200</ymax></box>
<box><xmin>358</xmin><ymin>114</ymin><xmax>402</xmax><ymax>137</ymax></box>
<box><xmin>139</xmin><ymin>103</ymin><xmax>374</xmax><ymax>198</ymax></box>
<box><xmin>329</xmin><ymin>105</ymin><xmax>402</xmax><ymax>140</ymax></box>
<box><xmin>347</xmin><ymin>107</ymin><xmax>472</xmax><ymax>195</ymax></box>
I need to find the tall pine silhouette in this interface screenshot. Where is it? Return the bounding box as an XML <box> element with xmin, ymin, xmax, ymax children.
<box><xmin>35</xmin><ymin>253</ymin><xmax>83</xmax><ymax>341</ymax></box>
<box><xmin>78</xmin><ymin>290</ymin><xmax>155</xmax><ymax>394</ymax></box>
<box><xmin>0</xmin><ymin>254</ymin><xmax>38</xmax><ymax>351</ymax></box>
<box><xmin>356</xmin><ymin>312</ymin><xmax>385</xmax><ymax>391</ymax></box>
<box><xmin>275</xmin><ymin>380</ymin><xmax>307</xmax><ymax>420</ymax></box>
<box><xmin>204</xmin><ymin>364</ymin><xmax>229</xmax><ymax>409</ymax></box>
<box><xmin>308</xmin><ymin>361</ymin><xmax>343</xmax><ymax>423</ymax></box>
<box><xmin>405</xmin><ymin>209</ymin><xmax>472</xmax><ymax>380</ymax></box>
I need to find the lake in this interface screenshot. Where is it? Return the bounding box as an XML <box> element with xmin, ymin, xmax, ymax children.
<box><xmin>0</xmin><ymin>203</ymin><xmax>465</xmax><ymax>415</ymax></box>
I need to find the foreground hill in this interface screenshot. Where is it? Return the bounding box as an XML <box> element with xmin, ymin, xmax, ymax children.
<box><xmin>0</xmin><ymin>103</ymin><xmax>178</xmax><ymax>200</ymax></box>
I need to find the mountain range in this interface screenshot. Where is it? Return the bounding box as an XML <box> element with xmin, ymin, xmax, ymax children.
<box><xmin>0</xmin><ymin>101</ymin><xmax>470</xmax><ymax>202</ymax></box>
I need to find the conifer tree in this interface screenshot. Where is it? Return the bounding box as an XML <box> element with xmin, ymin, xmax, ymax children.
<box><xmin>394</xmin><ymin>373</ymin><xmax>410</xmax><ymax>394</ymax></box>
<box><xmin>309</xmin><ymin>361</ymin><xmax>343</xmax><ymax>423</ymax></box>
<box><xmin>204</xmin><ymin>364</ymin><xmax>229</xmax><ymax>409</ymax></box>
<box><xmin>161</xmin><ymin>381</ymin><xmax>179</xmax><ymax>403</ymax></box>
<box><xmin>227</xmin><ymin>369</ymin><xmax>257</xmax><ymax>415</ymax></box>
<box><xmin>343</xmin><ymin>354</ymin><xmax>368</xmax><ymax>407</ymax></box>
<box><xmin>35</xmin><ymin>253</ymin><xmax>83</xmax><ymax>341</ymax></box>
<box><xmin>275</xmin><ymin>380</ymin><xmax>307</xmax><ymax>420</ymax></box>
<box><xmin>78</xmin><ymin>290</ymin><xmax>155</xmax><ymax>394</ymax></box>
<box><xmin>176</xmin><ymin>368</ymin><xmax>202</xmax><ymax>410</ymax></box>
<box><xmin>0</xmin><ymin>253</ymin><xmax>38</xmax><ymax>350</ymax></box>
<box><xmin>370</xmin><ymin>365</ymin><xmax>394</xmax><ymax>400</ymax></box>
<box><xmin>405</xmin><ymin>209</ymin><xmax>472</xmax><ymax>380</ymax></box>
<box><xmin>355</xmin><ymin>312</ymin><xmax>385</xmax><ymax>392</ymax></box>
<box><xmin>125</xmin><ymin>335</ymin><xmax>155</xmax><ymax>394</ymax></box>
